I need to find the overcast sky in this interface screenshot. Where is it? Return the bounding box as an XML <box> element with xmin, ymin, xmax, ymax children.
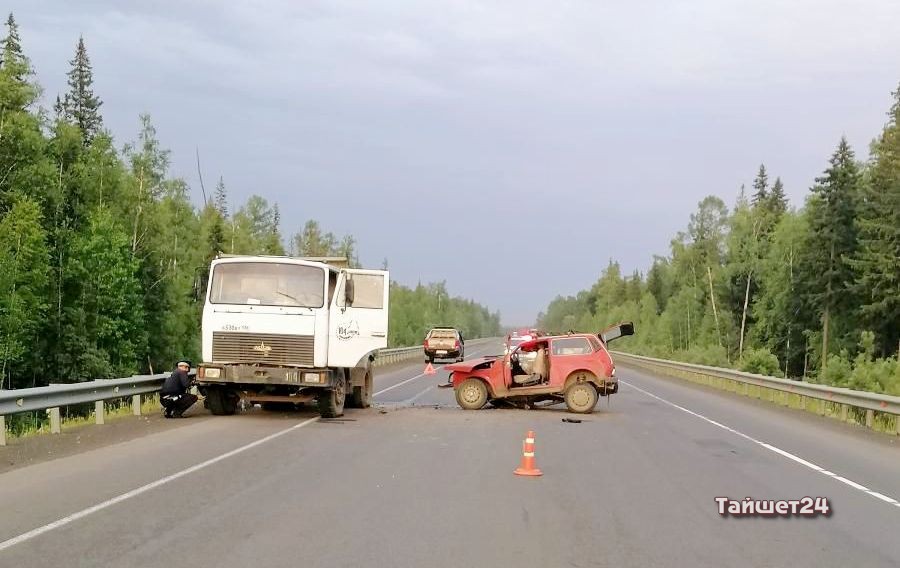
<box><xmin>9</xmin><ymin>1</ymin><xmax>900</xmax><ymax>325</ymax></box>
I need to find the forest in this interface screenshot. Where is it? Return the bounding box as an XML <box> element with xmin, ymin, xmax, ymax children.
<box><xmin>539</xmin><ymin>84</ymin><xmax>900</xmax><ymax>395</ymax></box>
<box><xmin>0</xmin><ymin>14</ymin><xmax>501</xmax><ymax>391</ymax></box>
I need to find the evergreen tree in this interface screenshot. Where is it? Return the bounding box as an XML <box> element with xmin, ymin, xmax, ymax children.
<box><xmin>0</xmin><ymin>13</ymin><xmax>32</xmax><ymax>99</ymax></box>
<box><xmin>800</xmin><ymin>137</ymin><xmax>860</xmax><ymax>364</ymax></box>
<box><xmin>213</xmin><ymin>176</ymin><xmax>228</xmax><ymax>217</ymax></box>
<box><xmin>851</xmin><ymin>84</ymin><xmax>900</xmax><ymax>356</ymax></box>
<box><xmin>62</xmin><ymin>36</ymin><xmax>103</xmax><ymax>144</ymax></box>
<box><xmin>751</xmin><ymin>164</ymin><xmax>769</xmax><ymax>206</ymax></box>
<box><xmin>768</xmin><ymin>177</ymin><xmax>788</xmax><ymax>219</ymax></box>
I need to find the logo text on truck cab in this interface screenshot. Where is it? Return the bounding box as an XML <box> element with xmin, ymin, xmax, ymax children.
<box><xmin>337</xmin><ymin>320</ymin><xmax>360</xmax><ymax>340</ymax></box>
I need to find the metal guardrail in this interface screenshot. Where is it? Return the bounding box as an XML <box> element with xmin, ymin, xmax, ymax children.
<box><xmin>0</xmin><ymin>338</ymin><xmax>501</xmax><ymax>445</ymax></box>
<box><xmin>612</xmin><ymin>351</ymin><xmax>900</xmax><ymax>435</ymax></box>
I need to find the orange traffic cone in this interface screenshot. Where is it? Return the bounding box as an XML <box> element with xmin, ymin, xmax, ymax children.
<box><xmin>514</xmin><ymin>430</ymin><xmax>543</xmax><ymax>476</ymax></box>
<box><xmin>424</xmin><ymin>362</ymin><xmax>436</xmax><ymax>375</ymax></box>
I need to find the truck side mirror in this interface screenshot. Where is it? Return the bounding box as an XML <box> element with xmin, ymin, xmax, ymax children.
<box><xmin>344</xmin><ymin>278</ymin><xmax>355</xmax><ymax>305</ymax></box>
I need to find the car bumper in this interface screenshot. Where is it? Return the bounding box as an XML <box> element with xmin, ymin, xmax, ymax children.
<box><xmin>425</xmin><ymin>349</ymin><xmax>462</xmax><ymax>358</ymax></box>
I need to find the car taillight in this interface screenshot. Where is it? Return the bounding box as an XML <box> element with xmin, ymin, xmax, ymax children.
<box><xmin>454</xmin><ymin>340</ymin><xmax>460</xmax><ymax>349</ymax></box>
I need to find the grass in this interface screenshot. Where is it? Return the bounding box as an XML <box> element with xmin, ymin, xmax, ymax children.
<box><xmin>3</xmin><ymin>395</ymin><xmax>163</xmax><ymax>442</ymax></box>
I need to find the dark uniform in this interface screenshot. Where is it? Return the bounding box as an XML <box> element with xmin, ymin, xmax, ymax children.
<box><xmin>160</xmin><ymin>361</ymin><xmax>197</xmax><ymax>418</ymax></box>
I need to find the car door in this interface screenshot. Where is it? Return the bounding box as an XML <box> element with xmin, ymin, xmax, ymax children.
<box><xmin>600</xmin><ymin>321</ymin><xmax>635</xmax><ymax>344</ymax></box>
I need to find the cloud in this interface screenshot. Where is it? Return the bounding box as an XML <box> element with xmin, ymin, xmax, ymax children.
<box><xmin>8</xmin><ymin>0</ymin><xmax>900</xmax><ymax>323</ymax></box>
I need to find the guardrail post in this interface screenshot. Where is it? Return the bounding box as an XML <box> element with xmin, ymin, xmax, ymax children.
<box><xmin>865</xmin><ymin>409</ymin><xmax>874</xmax><ymax>429</ymax></box>
<box><xmin>840</xmin><ymin>404</ymin><xmax>849</xmax><ymax>423</ymax></box>
<box><xmin>132</xmin><ymin>394</ymin><xmax>142</xmax><ymax>416</ymax></box>
<box><xmin>0</xmin><ymin>415</ymin><xmax>6</xmax><ymax>446</ymax></box>
<box><xmin>95</xmin><ymin>401</ymin><xmax>105</xmax><ymax>425</ymax></box>
<box><xmin>49</xmin><ymin>407</ymin><xmax>61</xmax><ymax>434</ymax></box>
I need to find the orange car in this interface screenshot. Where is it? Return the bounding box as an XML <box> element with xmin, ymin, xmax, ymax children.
<box><xmin>446</xmin><ymin>323</ymin><xmax>634</xmax><ymax>414</ymax></box>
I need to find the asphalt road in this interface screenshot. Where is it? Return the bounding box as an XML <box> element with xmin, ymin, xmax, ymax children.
<box><xmin>1</xmin><ymin>339</ymin><xmax>898</xmax><ymax>567</ymax></box>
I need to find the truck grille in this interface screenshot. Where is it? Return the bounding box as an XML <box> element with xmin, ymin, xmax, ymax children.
<box><xmin>212</xmin><ymin>332</ymin><xmax>315</xmax><ymax>366</ymax></box>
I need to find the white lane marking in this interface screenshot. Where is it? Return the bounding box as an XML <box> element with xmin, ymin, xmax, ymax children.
<box><xmin>867</xmin><ymin>492</ymin><xmax>899</xmax><ymax>505</ymax></box>
<box><xmin>404</xmin><ymin>385</ymin><xmax>437</xmax><ymax>405</ymax></box>
<box><xmin>832</xmin><ymin>476</ymin><xmax>870</xmax><ymax>492</ymax></box>
<box><xmin>374</xmin><ymin>372</ymin><xmax>429</xmax><ymax>396</ymax></box>
<box><xmin>373</xmin><ymin>344</ymin><xmax>495</xmax><ymax>397</ymax></box>
<box><xmin>0</xmin><ymin>417</ymin><xmax>319</xmax><ymax>553</ymax></box>
<box><xmin>621</xmin><ymin>380</ymin><xmax>900</xmax><ymax>512</ymax></box>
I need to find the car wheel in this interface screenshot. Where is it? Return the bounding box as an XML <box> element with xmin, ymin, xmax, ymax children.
<box><xmin>455</xmin><ymin>378</ymin><xmax>488</xmax><ymax>410</ymax></box>
<box><xmin>564</xmin><ymin>382</ymin><xmax>598</xmax><ymax>414</ymax></box>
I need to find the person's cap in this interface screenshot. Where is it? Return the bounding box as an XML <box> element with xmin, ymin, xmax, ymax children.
<box><xmin>176</xmin><ymin>360</ymin><xmax>192</xmax><ymax>368</ymax></box>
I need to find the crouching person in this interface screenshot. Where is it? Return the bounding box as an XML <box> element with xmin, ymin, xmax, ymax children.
<box><xmin>160</xmin><ymin>360</ymin><xmax>198</xmax><ymax>418</ymax></box>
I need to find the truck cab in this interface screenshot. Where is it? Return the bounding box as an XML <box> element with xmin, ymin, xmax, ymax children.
<box><xmin>197</xmin><ymin>255</ymin><xmax>389</xmax><ymax>417</ymax></box>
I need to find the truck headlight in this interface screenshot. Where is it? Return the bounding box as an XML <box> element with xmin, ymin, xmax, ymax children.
<box><xmin>204</xmin><ymin>368</ymin><xmax>221</xmax><ymax>379</ymax></box>
<box><xmin>304</xmin><ymin>372</ymin><xmax>322</xmax><ymax>383</ymax></box>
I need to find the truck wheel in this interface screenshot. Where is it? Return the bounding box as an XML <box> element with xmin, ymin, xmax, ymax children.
<box><xmin>455</xmin><ymin>378</ymin><xmax>488</xmax><ymax>410</ymax></box>
<box><xmin>349</xmin><ymin>371</ymin><xmax>372</xmax><ymax>409</ymax></box>
<box><xmin>318</xmin><ymin>376</ymin><xmax>346</xmax><ymax>418</ymax></box>
<box><xmin>564</xmin><ymin>382</ymin><xmax>598</xmax><ymax>414</ymax></box>
<box><xmin>207</xmin><ymin>387</ymin><xmax>238</xmax><ymax>415</ymax></box>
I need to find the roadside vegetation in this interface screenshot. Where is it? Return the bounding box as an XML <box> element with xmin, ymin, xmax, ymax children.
<box><xmin>0</xmin><ymin>15</ymin><xmax>500</xmax><ymax>392</ymax></box>
<box><xmin>539</xmin><ymin>83</ymin><xmax>900</xmax><ymax>396</ymax></box>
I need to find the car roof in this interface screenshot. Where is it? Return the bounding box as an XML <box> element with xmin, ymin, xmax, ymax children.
<box><xmin>517</xmin><ymin>334</ymin><xmax>595</xmax><ymax>350</ymax></box>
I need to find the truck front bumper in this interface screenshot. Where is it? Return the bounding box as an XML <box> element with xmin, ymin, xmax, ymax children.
<box><xmin>198</xmin><ymin>364</ymin><xmax>336</xmax><ymax>387</ymax></box>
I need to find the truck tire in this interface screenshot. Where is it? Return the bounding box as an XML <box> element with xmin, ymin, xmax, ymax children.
<box><xmin>564</xmin><ymin>382</ymin><xmax>598</xmax><ymax>414</ymax></box>
<box><xmin>207</xmin><ymin>387</ymin><xmax>238</xmax><ymax>415</ymax></box>
<box><xmin>349</xmin><ymin>371</ymin><xmax>372</xmax><ymax>409</ymax></box>
<box><xmin>455</xmin><ymin>378</ymin><xmax>488</xmax><ymax>410</ymax></box>
<box><xmin>318</xmin><ymin>375</ymin><xmax>346</xmax><ymax>418</ymax></box>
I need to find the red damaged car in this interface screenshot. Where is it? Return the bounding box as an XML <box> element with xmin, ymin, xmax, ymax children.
<box><xmin>445</xmin><ymin>322</ymin><xmax>634</xmax><ymax>414</ymax></box>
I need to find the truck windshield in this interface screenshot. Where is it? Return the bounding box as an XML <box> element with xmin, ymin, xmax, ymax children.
<box><xmin>209</xmin><ymin>262</ymin><xmax>326</xmax><ymax>308</ymax></box>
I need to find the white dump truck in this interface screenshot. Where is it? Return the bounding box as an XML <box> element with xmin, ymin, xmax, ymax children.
<box><xmin>196</xmin><ymin>255</ymin><xmax>389</xmax><ymax>418</ymax></box>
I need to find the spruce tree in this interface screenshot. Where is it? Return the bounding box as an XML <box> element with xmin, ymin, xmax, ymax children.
<box><xmin>63</xmin><ymin>36</ymin><xmax>103</xmax><ymax>144</ymax></box>
<box><xmin>0</xmin><ymin>12</ymin><xmax>38</xmax><ymax>110</ymax></box>
<box><xmin>751</xmin><ymin>164</ymin><xmax>769</xmax><ymax>206</ymax></box>
<box><xmin>851</xmin><ymin>85</ymin><xmax>900</xmax><ymax>356</ymax></box>
<box><xmin>213</xmin><ymin>176</ymin><xmax>228</xmax><ymax>217</ymax></box>
<box><xmin>768</xmin><ymin>177</ymin><xmax>788</xmax><ymax>219</ymax></box>
<box><xmin>800</xmin><ymin>137</ymin><xmax>860</xmax><ymax>363</ymax></box>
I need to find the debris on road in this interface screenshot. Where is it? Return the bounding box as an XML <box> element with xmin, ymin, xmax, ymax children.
<box><xmin>562</xmin><ymin>418</ymin><xmax>583</xmax><ymax>424</ymax></box>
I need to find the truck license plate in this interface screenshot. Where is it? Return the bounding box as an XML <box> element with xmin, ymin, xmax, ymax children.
<box><xmin>437</xmin><ymin>350</ymin><xmax>447</xmax><ymax>355</ymax></box>
<box><xmin>285</xmin><ymin>371</ymin><xmax>299</xmax><ymax>382</ymax></box>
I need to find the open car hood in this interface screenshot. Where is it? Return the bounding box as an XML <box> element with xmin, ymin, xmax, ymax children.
<box><xmin>445</xmin><ymin>356</ymin><xmax>499</xmax><ymax>373</ymax></box>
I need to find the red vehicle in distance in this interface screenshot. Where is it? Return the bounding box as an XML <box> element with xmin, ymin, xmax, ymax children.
<box><xmin>446</xmin><ymin>322</ymin><xmax>634</xmax><ymax>414</ymax></box>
